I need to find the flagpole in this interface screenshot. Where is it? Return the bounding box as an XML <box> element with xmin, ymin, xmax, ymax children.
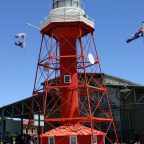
<box><xmin>142</xmin><ymin>21</ymin><xmax>144</xmax><ymax>35</ymax></box>
<box><xmin>26</xmin><ymin>22</ymin><xmax>40</xmax><ymax>30</ymax></box>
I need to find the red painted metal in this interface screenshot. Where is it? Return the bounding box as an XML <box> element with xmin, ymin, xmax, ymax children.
<box><xmin>29</xmin><ymin>7</ymin><xmax>119</xmax><ymax>144</ymax></box>
<box><xmin>59</xmin><ymin>30</ymin><xmax>79</xmax><ymax>119</ymax></box>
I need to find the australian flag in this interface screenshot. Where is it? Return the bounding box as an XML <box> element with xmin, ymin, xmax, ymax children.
<box><xmin>126</xmin><ymin>28</ymin><xmax>144</xmax><ymax>43</ymax></box>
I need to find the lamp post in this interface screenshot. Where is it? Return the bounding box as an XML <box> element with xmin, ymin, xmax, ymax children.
<box><xmin>119</xmin><ymin>86</ymin><xmax>130</xmax><ymax>130</ymax></box>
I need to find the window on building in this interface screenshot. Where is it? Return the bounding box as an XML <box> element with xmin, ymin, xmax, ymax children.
<box><xmin>48</xmin><ymin>137</ymin><xmax>55</xmax><ymax>144</ymax></box>
<box><xmin>91</xmin><ymin>135</ymin><xmax>97</xmax><ymax>144</ymax></box>
<box><xmin>64</xmin><ymin>75</ymin><xmax>71</xmax><ymax>83</ymax></box>
<box><xmin>70</xmin><ymin>136</ymin><xmax>77</xmax><ymax>144</ymax></box>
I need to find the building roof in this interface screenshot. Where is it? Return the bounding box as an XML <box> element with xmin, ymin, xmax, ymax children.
<box><xmin>0</xmin><ymin>73</ymin><xmax>143</xmax><ymax>119</ymax></box>
<box><xmin>103</xmin><ymin>73</ymin><xmax>140</xmax><ymax>86</ymax></box>
<box><xmin>42</xmin><ymin>124</ymin><xmax>105</xmax><ymax>137</ymax></box>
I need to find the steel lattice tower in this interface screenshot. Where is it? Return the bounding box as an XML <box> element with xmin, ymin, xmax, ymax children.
<box><xmin>30</xmin><ymin>0</ymin><xmax>119</xmax><ymax>144</ymax></box>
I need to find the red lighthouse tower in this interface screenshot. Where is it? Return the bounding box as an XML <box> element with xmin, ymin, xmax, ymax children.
<box><xmin>31</xmin><ymin>0</ymin><xmax>119</xmax><ymax>144</ymax></box>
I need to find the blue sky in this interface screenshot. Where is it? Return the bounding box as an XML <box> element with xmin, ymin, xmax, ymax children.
<box><xmin>0</xmin><ymin>0</ymin><xmax>144</xmax><ymax>106</ymax></box>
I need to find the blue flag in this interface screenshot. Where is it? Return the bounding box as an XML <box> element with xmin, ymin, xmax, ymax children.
<box><xmin>126</xmin><ymin>28</ymin><xmax>143</xmax><ymax>43</ymax></box>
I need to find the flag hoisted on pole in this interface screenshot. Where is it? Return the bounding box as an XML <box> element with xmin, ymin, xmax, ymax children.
<box><xmin>15</xmin><ymin>32</ymin><xmax>26</xmax><ymax>48</ymax></box>
<box><xmin>15</xmin><ymin>33</ymin><xmax>26</xmax><ymax>39</ymax></box>
<box><xmin>15</xmin><ymin>41</ymin><xmax>25</xmax><ymax>48</ymax></box>
<box><xmin>126</xmin><ymin>28</ymin><xmax>143</xmax><ymax>43</ymax></box>
<box><xmin>126</xmin><ymin>21</ymin><xmax>144</xmax><ymax>43</ymax></box>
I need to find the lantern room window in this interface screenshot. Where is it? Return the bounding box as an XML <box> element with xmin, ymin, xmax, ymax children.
<box><xmin>53</xmin><ymin>0</ymin><xmax>81</xmax><ymax>9</ymax></box>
